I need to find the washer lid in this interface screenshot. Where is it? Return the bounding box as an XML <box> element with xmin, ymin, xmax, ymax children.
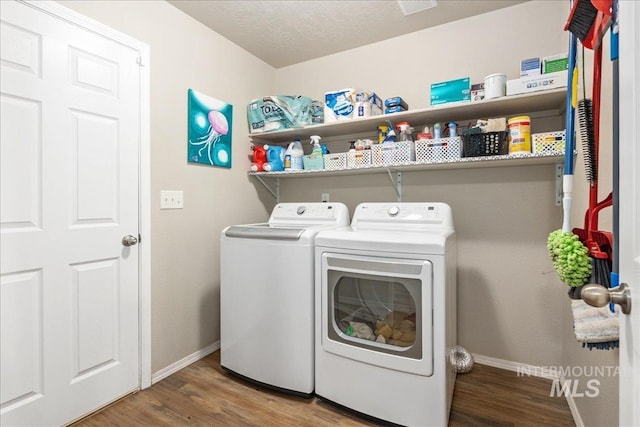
<box><xmin>225</xmin><ymin>224</ymin><xmax>305</xmax><ymax>240</ymax></box>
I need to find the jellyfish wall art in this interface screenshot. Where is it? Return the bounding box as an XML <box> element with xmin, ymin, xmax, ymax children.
<box><xmin>187</xmin><ymin>89</ymin><xmax>233</xmax><ymax>168</ymax></box>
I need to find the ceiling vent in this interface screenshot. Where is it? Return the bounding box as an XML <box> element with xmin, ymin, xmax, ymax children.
<box><xmin>396</xmin><ymin>0</ymin><xmax>438</xmax><ymax>16</ymax></box>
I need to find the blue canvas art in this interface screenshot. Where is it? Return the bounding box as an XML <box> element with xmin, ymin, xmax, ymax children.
<box><xmin>188</xmin><ymin>89</ymin><xmax>233</xmax><ymax>168</ymax></box>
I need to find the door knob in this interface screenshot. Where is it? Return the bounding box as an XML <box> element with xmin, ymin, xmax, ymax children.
<box><xmin>122</xmin><ymin>235</ymin><xmax>138</xmax><ymax>247</ymax></box>
<box><xmin>581</xmin><ymin>282</ymin><xmax>631</xmax><ymax>315</ymax></box>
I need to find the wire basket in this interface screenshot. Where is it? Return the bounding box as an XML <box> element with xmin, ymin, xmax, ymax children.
<box><xmin>461</xmin><ymin>131</ymin><xmax>508</xmax><ymax>157</ymax></box>
<box><xmin>415</xmin><ymin>137</ymin><xmax>462</xmax><ymax>163</ymax></box>
<box><xmin>323</xmin><ymin>153</ymin><xmax>347</xmax><ymax>170</ymax></box>
<box><xmin>371</xmin><ymin>141</ymin><xmax>415</xmax><ymax>165</ymax></box>
<box><xmin>347</xmin><ymin>150</ymin><xmax>371</xmax><ymax>168</ymax></box>
<box><xmin>532</xmin><ymin>130</ymin><xmax>566</xmax><ymax>154</ymax></box>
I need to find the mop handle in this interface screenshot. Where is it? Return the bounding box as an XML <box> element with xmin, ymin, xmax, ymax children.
<box><xmin>564</xmin><ymin>33</ymin><xmax>578</xmax><ymax>175</ymax></box>
<box><xmin>562</xmin><ymin>31</ymin><xmax>578</xmax><ymax>233</ymax></box>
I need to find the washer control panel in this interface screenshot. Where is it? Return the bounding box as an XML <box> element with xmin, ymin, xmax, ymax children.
<box><xmin>268</xmin><ymin>202</ymin><xmax>350</xmax><ymax>226</ymax></box>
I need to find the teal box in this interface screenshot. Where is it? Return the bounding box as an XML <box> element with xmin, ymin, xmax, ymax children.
<box><xmin>303</xmin><ymin>152</ymin><xmax>324</xmax><ymax>170</ymax></box>
<box><xmin>430</xmin><ymin>77</ymin><xmax>471</xmax><ymax>105</ymax></box>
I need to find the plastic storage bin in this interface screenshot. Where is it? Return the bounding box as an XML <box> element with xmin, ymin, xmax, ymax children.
<box><xmin>302</xmin><ymin>152</ymin><xmax>324</xmax><ymax>170</ymax></box>
<box><xmin>347</xmin><ymin>150</ymin><xmax>371</xmax><ymax>168</ymax></box>
<box><xmin>415</xmin><ymin>137</ymin><xmax>462</xmax><ymax>163</ymax></box>
<box><xmin>461</xmin><ymin>131</ymin><xmax>508</xmax><ymax>157</ymax></box>
<box><xmin>532</xmin><ymin>130</ymin><xmax>566</xmax><ymax>154</ymax></box>
<box><xmin>323</xmin><ymin>153</ymin><xmax>348</xmax><ymax>170</ymax></box>
<box><xmin>371</xmin><ymin>141</ymin><xmax>415</xmax><ymax>165</ymax></box>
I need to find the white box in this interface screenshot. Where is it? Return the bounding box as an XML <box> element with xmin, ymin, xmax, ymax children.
<box><xmin>506</xmin><ymin>70</ymin><xmax>568</xmax><ymax>96</ymax></box>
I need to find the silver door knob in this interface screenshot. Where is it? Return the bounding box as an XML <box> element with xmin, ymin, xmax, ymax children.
<box><xmin>122</xmin><ymin>235</ymin><xmax>138</xmax><ymax>247</ymax></box>
<box><xmin>581</xmin><ymin>282</ymin><xmax>631</xmax><ymax>315</ymax></box>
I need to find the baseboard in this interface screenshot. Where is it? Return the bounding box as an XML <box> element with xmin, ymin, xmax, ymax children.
<box><xmin>473</xmin><ymin>354</ymin><xmax>582</xmax><ymax>427</ymax></box>
<box><xmin>151</xmin><ymin>341</ymin><xmax>220</xmax><ymax>384</ymax></box>
<box><xmin>472</xmin><ymin>353</ymin><xmax>559</xmax><ymax>380</ymax></box>
<box><xmin>559</xmin><ymin>374</ymin><xmax>585</xmax><ymax>427</ymax></box>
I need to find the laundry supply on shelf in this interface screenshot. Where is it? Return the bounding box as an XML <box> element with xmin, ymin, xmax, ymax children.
<box><xmin>247</xmin><ymin>95</ymin><xmax>313</xmax><ymax>133</ymax></box>
<box><xmin>325</xmin><ymin>89</ymin><xmax>382</xmax><ymax>122</ymax></box>
<box><xmin>284</xmin><ymin>138</ymin><xmax>304</xmax><ymax>170</ymax></box>
<box><xmin>303</xmin><ymin>135</ymin><xmax>325</xmax><ymax>170</ymax></box>
<box><xmin>263</xmin><ymin>145</ymin><xmax>285</xmax><ymax>171</ymax></box>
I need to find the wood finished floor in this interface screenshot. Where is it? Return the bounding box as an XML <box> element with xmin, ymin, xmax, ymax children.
<box><xmin>75</xmin><ymin>351</ymin><xmax>575</xmax><ymax>427</ymax></box>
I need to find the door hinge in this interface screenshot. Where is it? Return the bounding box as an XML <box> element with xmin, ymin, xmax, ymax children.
<box><xmin>136</xmin><ymin>56</ymin><xmax>145</xmax><ymax>67</ymax></box>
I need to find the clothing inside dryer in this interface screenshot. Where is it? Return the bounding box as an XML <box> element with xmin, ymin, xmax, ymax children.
<box><xmin>332</xmin><ymin>273</ymin><xmax>419</xmax><ymax>349</ymax></box>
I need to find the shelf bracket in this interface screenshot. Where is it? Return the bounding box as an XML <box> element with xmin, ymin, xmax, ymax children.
<box><xmin>385</xmin><ymin>169</ymin><xmax>402</xmax><ymax>202</ymax></box>
<box><xmin>253</xmin><ymin>175</ymin><xmax>280</xmax><ymax>202</ymax></box>
<box><xmin>555</xmin><ymin>162</ymin><xmax>563</xmax><ymax>207</ymax></box>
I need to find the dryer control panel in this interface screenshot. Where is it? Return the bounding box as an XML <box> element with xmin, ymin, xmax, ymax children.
<box><xmin>351</xmin><ymin>202</ymin><xmax>454</xmax><ymax>230</ymax></box>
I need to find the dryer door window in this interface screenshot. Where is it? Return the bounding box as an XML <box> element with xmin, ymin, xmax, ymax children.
<box><xmin>321</xmin><ymin>252</ymin><xmax>434</xmax><ymax>376</ymax></box>
<box><xmin>331</xmin><ymin>273</ymin><xmax>420</xmax><ymax>357</ymax></box>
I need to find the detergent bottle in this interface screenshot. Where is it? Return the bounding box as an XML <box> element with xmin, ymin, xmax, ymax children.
<box><xmin>284</xmin><ymin>138</ymin><xmax>304</xmax><ymax>170</ymax></box>
<box><xmin>263</xmin><ymin>145</ymin><xmax>285</xmax><ymax>172</ymax></box>
<box><xmin>249</xmin><ymin>145</ymin><xmax>267</xmax><ymax>172</ymax></box>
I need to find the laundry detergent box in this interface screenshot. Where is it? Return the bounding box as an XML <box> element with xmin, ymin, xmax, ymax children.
<box><xmin>506</xmin><ymin>70</ymin><xmax>568</xmax><ymax>96</ymax></box>
<box><xmin>430</xmin><ymin>77</ymin><xmax>471</xmax><ymax>106</ymax></box>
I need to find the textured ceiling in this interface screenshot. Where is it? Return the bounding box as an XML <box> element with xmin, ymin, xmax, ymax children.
<box><xmin>168</xmin><ymin>0</ymin><xmax>528</xmax><ymax>68</ymax></box>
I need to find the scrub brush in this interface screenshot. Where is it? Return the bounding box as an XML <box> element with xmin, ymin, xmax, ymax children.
<box><xmin>548</xmin><ymin>230</ymin><xmax>592</xmax><ymax>287</ymax></box>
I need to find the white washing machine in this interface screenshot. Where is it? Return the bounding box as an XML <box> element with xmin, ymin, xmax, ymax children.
<box><xmin>314</xmin><ymin>202</ymin><xmax>457</xmax><ymax>426</ymax></box>
<box><xmin>220</xmin><ymin>202</ymin><xmax>349</xmax><ymax>396</ymax></box>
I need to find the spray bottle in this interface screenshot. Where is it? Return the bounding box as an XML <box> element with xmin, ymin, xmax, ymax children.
<box><xmin>303</xmin><ymin>134</ymin><xmax>324</xmax><ymax>170</ymax></box>
<box><xmin>310</xmin><ymin>135</ymin><xmax>322</xmax><ymax>155</ymax></box>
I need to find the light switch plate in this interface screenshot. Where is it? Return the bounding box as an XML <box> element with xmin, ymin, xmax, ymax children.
<box><xmin>160</xmin><ymin>190</ymin><xmax>183</xmax><ymax>209</ymax></box>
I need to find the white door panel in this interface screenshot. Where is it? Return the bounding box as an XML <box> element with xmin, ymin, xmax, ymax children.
<box><xmin>1</xmin><ymin>1</ymin><xmax>141</xmax><ymax>425</ymax></box>
<box><xmin>618</xmin><ymin>1</ymin><xmax>640</xmax><ymax>425</ymax></box>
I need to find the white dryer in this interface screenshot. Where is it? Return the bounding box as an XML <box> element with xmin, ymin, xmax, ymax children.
<box><xmin>220</xmin><ymin>202</ymin><xmax>349</xmax><ymax>396</ymax></box>
<box><xmin>314</xmin><ymin>202</ymin><xmax>457</xmax><ymax>426</ymax></box>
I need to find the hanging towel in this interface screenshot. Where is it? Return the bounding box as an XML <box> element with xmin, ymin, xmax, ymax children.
<box><xmin>571</xmin><ymin>299</ymin><xmax>619</xmax><ymax>350</ymax></box>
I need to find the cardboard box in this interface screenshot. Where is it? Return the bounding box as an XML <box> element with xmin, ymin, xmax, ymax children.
<box><xmin>542</xmin><ymin>54</ymin><xmax>569</xmax><ymax>74</ymax></box>
<box><xmin>384</xmin><ymin>105</ymin><xmax>408</xmax><ymax>114</ymax></box>
<box><xmin>506</xmin><ymin>70</ymin><xmax>568</xmax><ymax>96</ymax></box>
<box><xmin>470</xmin><ymin>83</ymin><xmax>485</xmax><ymax>102</ymax></box>
<box><xmin>430</xmin><ymin>77</ymin><xmax>470</xmax><ymax>105</ymax></box>
<box><xmin>520</xmin><ymin>57</ymin><xmax>541</xmax><ymax>77</ymax></box>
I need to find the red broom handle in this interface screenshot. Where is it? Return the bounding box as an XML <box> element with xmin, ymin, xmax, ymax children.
<box><xmin>588</xmin><ymin>45</ymin><xmax>603</xmax><ymax>236</ymax></box>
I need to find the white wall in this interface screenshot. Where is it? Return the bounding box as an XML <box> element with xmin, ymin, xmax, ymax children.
<box><xmin>60</xmin><ymin>0</ymin><xmax>276</xmax><ymax>373</ymax></box>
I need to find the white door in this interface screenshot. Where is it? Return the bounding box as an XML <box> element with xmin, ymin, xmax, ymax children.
<box><xmin>618</xmin><ymin>1</ymin><xmax>640</xmax><ymax>425</ymax></box>
<box><xmin>0</xmin><ymin>1</ymin><xmax>141</xmax><ymax>425</ymax></box>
